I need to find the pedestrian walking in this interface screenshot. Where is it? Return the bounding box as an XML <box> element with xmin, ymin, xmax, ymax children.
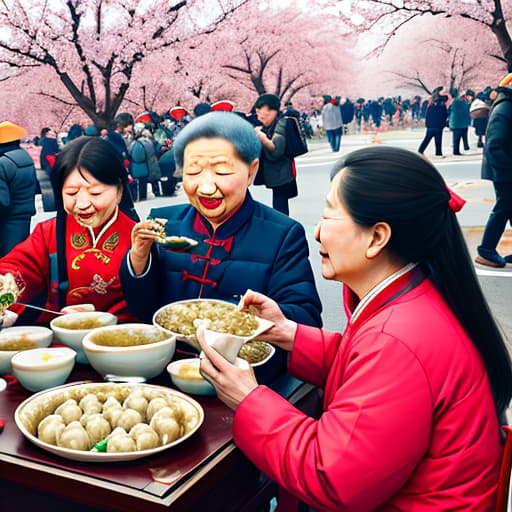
<box><xmin>418</xmin><ymin>92</ymin><xmax>448</xmax><ymax>157</ymax></box>
<box><xmin>321</xmin><ymin>97</ymin><xmax>343</xmax><ymax>152</ymax></box>
<box><xmin>448</xmin><ymin>89</ymin><xmax>471</xmax><ymax>155</ymax></box>
<box><xmin>475</xmin><ymin>73</ymin><xmax>512</xmax><ymax>268</ymax></box>
<box><xmin>0</xmin><ymin>121</ymin><xmax>37</xmax><ymax>257</ymax></box>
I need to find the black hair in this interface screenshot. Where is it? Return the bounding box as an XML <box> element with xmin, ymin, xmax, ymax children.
<box><xmin>331</xmin><ymin>145</ymin><xmax>512</xmax><ymax>419</ymax></box>
<box><xmin>254</xmin><ymin>93</ymin><xmax>281</xmax><ymax>112</ymax></box>
<box><xmin>113</xmin><ymin>112</ymin><xmax>134</xmax><ymax>129</ymax></box>
<box><xmin>51</xmin><ymin>136</ymin><xmax>138</xmax><ymax>308</ymax></box>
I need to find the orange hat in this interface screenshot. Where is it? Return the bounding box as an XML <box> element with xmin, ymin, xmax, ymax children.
<box><xmin>499</xmin><ymin>73</ymin><xmax>512</xmax><ymax>88</ymax></box>
<box><xmin>0</xmin><ymin>121</ymin><xmax>27</xmax><ymax>144</ymax></box>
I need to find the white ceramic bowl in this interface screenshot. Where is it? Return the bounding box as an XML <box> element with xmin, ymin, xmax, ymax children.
<box><xmin>167</xmin><ymin>358</ymin><xmax>216</xmax><ymax>396</ymax></box>
<box><xmin>11</xmin><ymin>347</ymin><xmax>76</xmax><ymax>392</ymax></box>
<box><xmin>0</xmin><ymin>326</ymin><xmax>53</xmax><ymax>374</ymax></box>
<box><xmin>82</xmin><ymin>323</ymin><xmax>176</xmax><ymax>379</ymax></box>
<box><xmin>50</xmin><ymin>311</ymin><xmax>117</xmax><ymax>364</ymax></box>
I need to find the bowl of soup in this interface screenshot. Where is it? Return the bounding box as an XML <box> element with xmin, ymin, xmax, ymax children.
<box><xmin>0</xmin><ymin>326</ymin><xmax>53</xmax><ymax>374</ymax></box>
<box><xmin>50</xmin><ymin>312</ymin><xmax>117</xmax><ymax>364</ymax></box>
<box><xmin>82</xmin><ymin>323</ymin><xmax>176</xmax><ymax>379</ymax></box>
<box><xmin>167</xmin><ymin>358</ymin><xmax>216</xmax><ymax>396</ymax></box>
<box><xmin>11</xmin><ymin>347</ymin><xmax>76</xmax><ymax>392</ymax></box>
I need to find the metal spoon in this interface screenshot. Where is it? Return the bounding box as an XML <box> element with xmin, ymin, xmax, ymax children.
<box><xmin>104</xmin><ymin>374</ymin><xmax>146</xmax><ymax>384</ymax></box>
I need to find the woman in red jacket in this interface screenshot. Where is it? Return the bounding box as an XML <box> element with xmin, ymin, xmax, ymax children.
<box><xmin>0</xmin><ymin>136</ymin><xmax>139</xmax><ymax>325</ymax></box>
<box><xmin>199</xmin><ymin>145</ymin><xmax>512</xmax><ymax>511</ymax></box>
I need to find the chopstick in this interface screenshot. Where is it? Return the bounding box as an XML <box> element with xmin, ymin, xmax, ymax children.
<box><xmin>16</xmin><ymin>302</ymin><xmax>64</xmax><ymax>315</ymax></box>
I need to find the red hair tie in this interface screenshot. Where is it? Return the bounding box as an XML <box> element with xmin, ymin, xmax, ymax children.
<box><xmin>446</xmin><ymin>185</ymin><xmax>466</xmax><ymax>213</ymax></box>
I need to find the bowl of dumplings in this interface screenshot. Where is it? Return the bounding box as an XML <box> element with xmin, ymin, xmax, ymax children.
<box><xmin>14</xmin><ymin>382</ymin><xmax>204</xmax><ymax>462</ymax></box>
<box><xmin>82</xmin><ymin>323</ymin><xmax>176</xmax><ymax>380</ymax></box>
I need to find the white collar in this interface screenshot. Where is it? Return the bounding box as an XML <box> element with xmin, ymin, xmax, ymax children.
<box><xmin>350</xmin><ymin>262</ymin><xmax>418</xmax><ymax>324</ymax></box>
<box><xmin>87</xmin><ymin>207</ymin><xmax>119</xmax><ymax>248</ymax></box>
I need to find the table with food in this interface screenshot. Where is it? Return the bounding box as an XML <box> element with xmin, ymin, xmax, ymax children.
<box><xmin>0</xmin><ymin>285</ymin><xmax>316</xmax><ymax>511</ymax></box>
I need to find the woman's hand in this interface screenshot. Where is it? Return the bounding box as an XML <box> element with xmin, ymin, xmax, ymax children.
<box><xmin>198</xmin><ymin>330</ymin><xmax>258</xmax><ymax>411</ymax></box>
<box><xmin>254</xmin><ymin>126</ymin><xmax>275</xmax><ymax>151</ymax></box>
<box><xmin>129</xmin><ymin>220</ymin><xmax>159</xmax><ymax>276</ymax></box>
<box><xmin>240</xmin><ymin>289</ymin><xmax>297</xmax><ymax>353</ymax></box>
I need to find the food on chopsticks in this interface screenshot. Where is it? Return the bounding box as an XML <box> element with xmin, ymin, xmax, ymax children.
<box><xmin>27</xmin><ymin>385</ymin><xmax>200</xmax><ymax>453</ymax></box>
<box><xmin>238</xmin><ymin>340</ymin><xmax>272</xmax><ymax>365</ymax></box>
<box><xmin>148</xmin><ymin>217</ymin><xmax>199</xmax><ymax>252</ymax></box>
<box><xmin>155</xmin><ymin>300</ymin><xmax>259</xmax><ymax>348</ymax></box>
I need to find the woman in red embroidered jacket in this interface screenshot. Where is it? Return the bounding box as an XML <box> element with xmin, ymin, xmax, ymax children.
<box><xmin>199</xmin><ymin>146</ymin><xmax>512</xmax><ymax>511</ymax></box>
<box><xmin>0</xmin><ymin>136</ymin><xmax>139</xmax><ymax>325</ymax></box>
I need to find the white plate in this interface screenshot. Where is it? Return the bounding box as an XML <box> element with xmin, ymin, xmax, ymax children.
<box><xmin>14</xmin><ymin>382</ymin><xmax>204</xmax><ymax>462</ymax></box>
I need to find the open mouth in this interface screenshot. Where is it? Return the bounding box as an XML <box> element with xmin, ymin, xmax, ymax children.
<box><xmin>198</xmin><ymin>197</ymin><xmax>223</xmax><ymax>209</ymax></box>
<box><xmin>77</xmin><ymin>213</ymin><xmax>95</xmax><ymax>222</ymax></box>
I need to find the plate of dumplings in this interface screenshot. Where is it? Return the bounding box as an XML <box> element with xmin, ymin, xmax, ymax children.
<box><xmin>14</xmin><ymin>382</ymin><xmax>204</xmax><ymax>462</ymax></box>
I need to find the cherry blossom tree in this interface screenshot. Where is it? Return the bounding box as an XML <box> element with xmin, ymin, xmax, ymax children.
<box><xmin>368</xmin><ymin>14</ymin><xmax>505</xmax><ymax>96</ymax></box>
<box><xmin>0</xmin><ymin>0</ymin><xmax>248</xmax><ymax>129</ymax></box>
<box><xmin>337</xmin><ymin>0</ymin><xmax>512</xmax><ymax>72</ymax></box>
<box><xmin>174</xmin><ymin>3</ymin><xmax>354</xmax><ymax>109</ymax></box>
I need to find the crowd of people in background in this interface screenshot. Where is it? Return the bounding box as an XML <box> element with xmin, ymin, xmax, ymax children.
<box><xmin>19</xmin><ymin>84</ymin><xmax>500</xmax><ymax>214</ymax></box>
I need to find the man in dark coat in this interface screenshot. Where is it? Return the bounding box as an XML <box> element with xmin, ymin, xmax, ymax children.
<box><xmin>418</xmin><ymin>93</ymin><xmax>448</xmax><ymax>156</ymax></box>
<box><xmin>0</xmin><ymin>121</ymin><xmax>37</xmax><ymax>257</ymax></box>
<box><xmin>475</xmin><ymin>74</ymin><xmax>512</xmax><ymax>267</ymax></box>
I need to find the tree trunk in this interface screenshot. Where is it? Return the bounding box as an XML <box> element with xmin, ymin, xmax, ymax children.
<box><xmin>491</xmin><ymin>20</ymin><xmax>512</xmax><ymax>72</ymax></box>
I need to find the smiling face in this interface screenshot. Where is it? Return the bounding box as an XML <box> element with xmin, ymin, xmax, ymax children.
<box><xmin>255</xmin><ymin>105</ymin><xmax>279</xmax><ymax>127</ymax></box>
<box><xmin>314</xmin><ymin>172</ymin><xmax>376</xmax><ymax>285</ymax></box>
<box><xmin>182</xmin><ymin>138</ymin><xmax>258</xmax><ymax>228</ymax></box>
<box><xmin>62</xmin><ymin>168</ymin><xmax>122</xmax><ymax>228</ymax></box>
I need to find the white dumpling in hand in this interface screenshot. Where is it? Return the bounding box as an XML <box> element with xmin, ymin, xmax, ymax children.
<box><xmin>79</xmin><ymin>394</ymin><xmax>102</xmax><ymax>415</ymax></box>
<box><xmin>83</xmin><ymin>413</ymin><xmax>111</xmax><ymax>447</ymax></box>
<box><xmin>37</xmin><ymin>414</ymin><xmax>65</xmax><ymax>445</ymax></box>
<box><xmin>57</xmin><ymin>421</ymin><xmax>90</xmax><ymax>451</ymax></box>
<box><xmin>129</xmin><ymin>423</ymin><xmax>160</xmax><ymax>451</ymax></box>
<box><xmin>55</xmin><ymin>399</ymin><xmax>83</xmax><ymax>425</ymax></box>
<box><xmin>123</xmin><ymin>393</ymin><xmax>148</xmax><ymax>421</ymax></box>
<box><xmin>116</xmin><ymin>409</ymin><xmax>143</xmax><ymax>432</ymax></box>
<box><xmin>150</xmin><ymin>414</ymin><xmax>181</xmax><ymax>444</ymax></box>
<box><xmin>107</xmin><ymin>427</ymin><xmax>136</xmax><ymax>453</ymax></box>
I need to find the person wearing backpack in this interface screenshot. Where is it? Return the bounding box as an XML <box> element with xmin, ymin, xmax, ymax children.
<box><xmin>252</xmin><ymin>93</ymin><xmax>298</xmax><ymax>216</ymax></box>
<box><xmin>0</xmin><ymin>121</ymin><xmax>38</xmax><ymax>257</ymax></box>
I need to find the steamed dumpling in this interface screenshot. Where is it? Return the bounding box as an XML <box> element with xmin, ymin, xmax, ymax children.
<box><xmin>102</xmin><ymin>400</ymin><xmax>123</xmax><ymax>427</ymax></box>
<box><xmin>57</xmin><ymin>421</ymin><xmax>90</xmax><ymax>451</ymax></box>
<box><xmin>150</xmin><ymin>414</ymin><xmax>181</xmax><ymax>444</ymax></box>
<box><xmin>55</xmin><ymin>399</ymin><xmax>83</xmax><ymax>425</ymax></box>
<box><xmin>79</xmin><ymin>394</ymin><xmax>102</xmax><ymax>415</ymax></box>
<box><xmin>83</xmin><ymin>413</ymin><xmax>111</xmax><ymax>447</ymax></box>
<box><xmin>116</xmin><ymin>409</ymin><xmax>142</xmax><ymax>432</ymax></box>
<box><xmin>129</xmin><ymin>423</ymin><xmax>160</xmax><ymax>451</ymax></box>
<box><xmin>107</xmin><ymin>427</ymin><xmax>136</xmax><ymax>453</ymax></box>
<box><xmin>37</xmin><ymin>414</ymin><xmax>65</xmax><ymax>445</ymax></box>
<box><xmin>146</xmin><ymin>397</ymin><xmax>168</xmax><ymax>422</ymax></box>
<box><xmin>123</xmin><ymin>393</ymin><xmax>148</xmax><ymax>421</ymax></box>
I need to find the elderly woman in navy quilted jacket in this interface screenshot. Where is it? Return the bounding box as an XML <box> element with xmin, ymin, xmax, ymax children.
<box><xmin>120</xmin><ymin>112</ymin><xmax>322</xmax><ymax>383</ymax></box>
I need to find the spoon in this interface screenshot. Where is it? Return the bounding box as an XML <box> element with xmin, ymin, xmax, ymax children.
<box><xmin>104</xmin><ymin>374</ymin><xmax>146</xmax><ymax>384</ymax></box>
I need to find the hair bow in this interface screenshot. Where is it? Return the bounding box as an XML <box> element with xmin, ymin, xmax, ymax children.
<box><xmin>446</xmin><ymin>185</ymin><xmax>466</xmax><ymax>213</ymax></box>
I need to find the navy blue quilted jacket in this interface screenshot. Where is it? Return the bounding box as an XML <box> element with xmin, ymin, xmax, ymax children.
<box><xmin>120</xmin><ymin>193</ymin><xmax>322</xmax><ymax>382</ymax></box>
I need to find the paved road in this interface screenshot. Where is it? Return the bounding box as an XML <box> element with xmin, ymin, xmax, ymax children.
<box><xmin>31</xmin><ymin>127</ymin><xmax>512</xmax><ymax>343</ymax></box>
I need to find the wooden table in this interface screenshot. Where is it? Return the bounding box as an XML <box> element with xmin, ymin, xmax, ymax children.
<box><xmin>0</xmin><ymin>363</ymin><xmax>318</xmax><ymax>511</ymax></box>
